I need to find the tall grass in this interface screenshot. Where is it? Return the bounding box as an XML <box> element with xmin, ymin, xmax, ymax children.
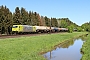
<box><xmin>81</xmin><ymin>33</ymin><xmax>90</xmax><ymax>60</ymax></box>
<box><xmin>0</xmin><ymin>32</ymin><xmax>87</xmax><ymax>60</ymax></box>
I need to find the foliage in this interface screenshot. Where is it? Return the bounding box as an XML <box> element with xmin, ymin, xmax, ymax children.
<box><xmin>81</xmin><ymin>34</ymin><xmax>90</xmax><ymax>60</ymax></box>
<box><xmin>0</xmin><ymin>32</ymin><xmax>87</xmax><ymax>60</ymax></box>
<box><xmin>13</xmin><ymin>7</ymin><xmax>21</xmax><ymax>25</ymax></box>
<box><xmin>44</xmin><ymin>16</ymin><xmax>50</xmax><ymax>26</ymax></box>
<box><xmin>57</xmin><ymin>18</ymin><xmax>78</xmax><ymax>28</ymax></box>
<box><xmin>0</xmin><ymin>5</ymin><xmax>13</xmax><ymax>34</ymax></box>
<box><xmin>81</xmin><ymin>22</ymin><xmax>90</xmax><ymax>32</ymax></box>
<box><xmin>77</xmin><ymin>27</ymin><xmax>83</xmax><ymax>32</ymax></box>
<box><xmin>40</xmin><ymin>16</ymin><xmax>46</xmax><ymax>26</ymax></box>
<box><xmin>51</xmin><ymin>17</ymin><xmax>58</xmax><ymax>27</ymax></box>
<box><xmin>67</xmin><ymin>25</ymin><xmax>74</xmax><ymax>33</ymax></box>
<box><xmin>21</xmin><ymin>7</ymin><xmax>29</xmax><ymax>25</ymax></box>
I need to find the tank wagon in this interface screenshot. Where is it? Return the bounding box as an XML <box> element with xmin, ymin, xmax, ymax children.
<box><xmin>59</xmin><ymin>28</ymin><xmax>68</xmax><ymax>32</ymax></box>
<box><xmin>34</xmin><ymin>26</ymin><xmax>47</xmax><ymax>33</ymax></box>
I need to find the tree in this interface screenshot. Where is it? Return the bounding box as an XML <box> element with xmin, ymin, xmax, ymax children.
<box><xmin>37</xmin><ymin>14</ymin><xmax>42</xmax><ymax>26</ymax></box>
<box><xmin>81</xmin><ymin>22</ymin><xmax>90</xmax><ymax>32</ymax></box>
<box><xmin>77</xmin><ymin>27</ymin><xmax>83</xmax><ymax>32</ymax></box>
<box><xmin>30</xmin><ymin>12</ymin><xmax>39</xmax><ymax>26</ymax></box>
<box><xmin>67</xmin><ymin>25</ymin><xmax>74</xmax><ymax>33</ymax></box>
<box><xmin>44</xmin><ymin>16</ymin><xmax>50</xmax><ymax>26</ymax></box>
<box><xmin>0</xmin><ymin>5</ymin><xmax>13</xmax><ymax>34</ymax></box>
<box><xmin>21</xmin><ymin>7</ymin><xmax>29</xmax><ymax>25</ymax></box>
<box><xmin>58</xmin><ymin>18</ymin><xmax>69</xmax><ymax>28</ymax></box>
<box><xmin>28</xmin><ymin>11</ymin><xmax>33</xmax><ymax>25</ymax></box>
<box><xmin>13</xmin><ymin>7</ymin><xmax>21</xmax><ymax>25</ymax></box>
<box><xmin>57</xmin><ymin>18</ymin><xmax>78</xmax><ymax>28</ymax></box>
<box><xmin>40</xmin><ymin>16</ymin><xmax>46</xmax><ymax>26</ymax></box>
<box><xmin>51</xmin><ymin>18</ymin><xmax>58</xmax><ymax>27</ymax></box>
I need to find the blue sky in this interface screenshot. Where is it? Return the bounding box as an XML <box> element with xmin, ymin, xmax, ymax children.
<box><xmin>0</xmin><ymin>0</ymin><xmax>90</xmax><ymax>26</ymax></box>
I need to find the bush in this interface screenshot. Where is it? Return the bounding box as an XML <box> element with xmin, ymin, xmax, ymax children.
<box><xmin>67</xmin><ymin>25</ymin><xmax>74</xmax><ymax>33</ymax></box>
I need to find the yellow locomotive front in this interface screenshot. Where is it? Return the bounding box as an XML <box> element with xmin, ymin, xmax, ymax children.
<box><xmin>12</xmin><ymin>25</ymin><xmax>23</xmax><ymax>34</ymax></box>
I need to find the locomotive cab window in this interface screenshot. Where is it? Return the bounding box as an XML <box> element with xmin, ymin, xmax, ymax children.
<box><xmin>12</xmin><ymin>26</ymin><xmax>18</xmax><ymax>28</ymax></box>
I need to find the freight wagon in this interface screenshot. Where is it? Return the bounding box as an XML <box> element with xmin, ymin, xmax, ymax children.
<box><xmin>34</xmin><ymin>26</ymin><xmax>47</xmax><ymax>33</ymax></box>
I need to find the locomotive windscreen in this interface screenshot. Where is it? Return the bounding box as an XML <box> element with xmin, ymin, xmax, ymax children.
<box><xmin>12</xmin><ymin>26</ymin><xmax>18</xmax><ymax>28</ymax></box>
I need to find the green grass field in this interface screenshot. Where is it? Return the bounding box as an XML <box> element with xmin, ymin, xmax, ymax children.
<box><xmin>81</xmin><ymin>33</ymin><xmax>90</xmax><ymax>60</ymax></box>
<box><xmin>0</xmin><ymin>32</ymin><xmax>88</xmax><ymax>60</ymax></box>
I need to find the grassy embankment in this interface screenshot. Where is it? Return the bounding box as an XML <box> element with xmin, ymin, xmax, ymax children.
<box><xmin>81</xmin><ymin>33</ymin><xmax>90</xmax><ymax>60</ymax></box>
<box><xmin>0</xmin><ymin>32</ymin><xmax>88</xmax><ymax>60</ymax></box>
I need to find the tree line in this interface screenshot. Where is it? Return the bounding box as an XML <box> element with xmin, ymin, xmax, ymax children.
<box><xmin>81</xmin><ymin>22</ymin><xmax>90</xmax><ymax>32</ymax></box>
<box><xmin>0</xmin><ymin>5</ymin><xmax>89</xmax><ymax>34</ymax></box>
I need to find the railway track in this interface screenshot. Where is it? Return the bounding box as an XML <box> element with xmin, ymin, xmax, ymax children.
<box><xmin>0</xmin><ymin>32</ymin><xmax>65</xmax><ymax>39</ymax></box>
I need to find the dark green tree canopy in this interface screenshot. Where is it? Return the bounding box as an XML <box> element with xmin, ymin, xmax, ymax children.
<box><xmin>0</xmin><ymin>5</ymin><xmax>13</xmax><ymax>34</ymax></box>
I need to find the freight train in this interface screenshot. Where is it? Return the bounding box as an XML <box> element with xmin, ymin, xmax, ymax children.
<box><xmin>12</xmin><ymin>25</ymin><xmax>68</xmax><ymax>34</ymax></box>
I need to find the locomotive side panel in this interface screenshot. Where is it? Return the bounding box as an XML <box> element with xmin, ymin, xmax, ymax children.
<box><xmin>23</xmin><ymin>25</ymin><xmax>33</xmax><ymax>32</ymax></box>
